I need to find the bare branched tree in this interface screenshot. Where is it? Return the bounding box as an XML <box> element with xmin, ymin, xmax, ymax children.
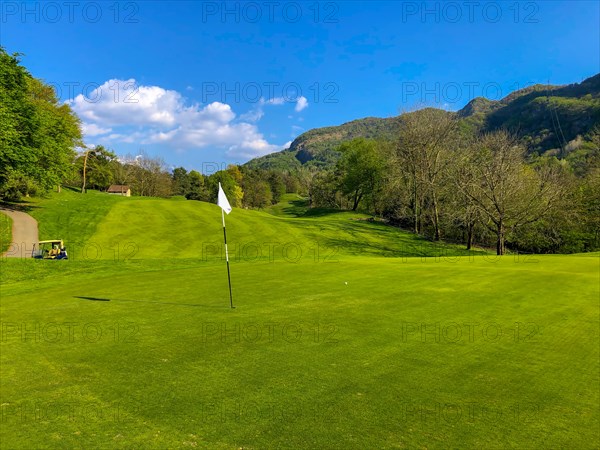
<box><xmin>457</xmin><ymin>130</ymin><xmax>564</xmax><ymax>255</ymax></box>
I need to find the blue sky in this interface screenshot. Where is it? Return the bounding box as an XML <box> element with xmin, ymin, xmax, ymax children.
<box><xmin>2</xmin><ymin>1</ymin><xmax>598</xmax><ymax>171</ymax></box>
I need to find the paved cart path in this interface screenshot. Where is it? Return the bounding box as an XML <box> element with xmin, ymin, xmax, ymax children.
<box><xmin>0</xmin><ymin>208</ymin><xmax>39</xmax><ymax>258</ymax></box>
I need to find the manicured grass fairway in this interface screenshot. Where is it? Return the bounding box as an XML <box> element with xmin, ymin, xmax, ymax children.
<box><xmin>0</xmin><ymin>192</ymin><xmax>598</xmax><ymax>448</ymax></box>
<box><xmin>27</xmin><ymin>191</ymin><xmax>482</xmax><ymax>261</ymax></box>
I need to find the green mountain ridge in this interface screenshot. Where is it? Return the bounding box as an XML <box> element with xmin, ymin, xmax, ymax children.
<box><xmin>246</xmin><ymin>73</ymin><xmax>600</xmax><ymax>170</ymax></box>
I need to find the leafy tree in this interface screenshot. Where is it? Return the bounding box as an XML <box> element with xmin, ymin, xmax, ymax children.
<box><xmin>172</xmin><ymin>167</ymin><xmax>191</xmax><ymax>196</ymax></box>
<box><xmin>580</xmin><ymin>167</ymin><xmax>600</xmax><ymax>249</ymax></box>
<box><xmin>0</xmin><ymin>49</ymin><xmax>35</xmax><ymax>198</ymax></box>
<box><xmin>186</xmin><ymin>170</ymin><xmax>208</xmax><ymax>201</ymax></box>
<box><xmin>226</xmin><ymin>164</ymin><xmax>243</xmax><ymax>185</ymax></box>
<box><xmin>77</xmin><ymin>145</ymin><xmax>117</xmax><ymax>191</ymax></box>
<box><xmin>309</xmin><ymin>170</ymin><xmax>340</xmax><ymax>209</ymax></box>
<box><xmin>206</xmin><ymin>170</ymin><xmax>237</xmax><ymax>204</ymax></box>
<box><xmin>336</xmin><ymin>138</ymin><xmax>384</xmax><ymax>211</ymax></box>
<box><xmin>283</xmin><ymin>171</ymin><xmax>300</xmax><ymax>194</ymax></box>
<box><xmin>244</xmin><ymin>180</ymin><xmax>272</xmax><ymax>208</ymax></box>
<box><xmin>28</xmin><ymin>77</ymin><xmax>82</xmax><ymax>191</ymax></box>
<box><xmin>232</xmin><ymin>185</ymin><xmax>244</xmax><ymax>208</ymax></box>
<box><xmin>267</xmin><ymin>171</ymin><xmax>286</xmax><ymax>204</ymax></box>
<box><xmin>0</xmin><ymin>47</ymin><xmax>81</xmax><ymax>199</ymax></box>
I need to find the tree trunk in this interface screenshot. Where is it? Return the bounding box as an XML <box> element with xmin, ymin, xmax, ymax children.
<box><xmin>466</xmin><ymin>221</ymin><xmax>474</xmax><ymax>250</ymax></box>
<box><xmin>432</xmin><ymin>191</ymin><xmax>440</xmax><ymax>241</ymax></box>
<box><xmin>413</xmin><ymin>184</ymin><xmax>419</xmax><ymax>234</ymax></box>
<box><xmin>82</xmin><ymin>150</ymin><xmax>89</xmax><ymax>193</ymax></box>
<box><xmin>496</xmin><ymin>221</ymin><xmax>505</xmax><ymax>255</ymax></box>
<box><xmin>352</xmin><ymin>189</ymin><xmax>362</xmax><ymax>211</ymax></box>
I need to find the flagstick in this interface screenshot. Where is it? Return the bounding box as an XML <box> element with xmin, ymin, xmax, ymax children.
<box><xmin>222</xmin><ymin>208</ymin><xmax>234</xmax><ymax>309</ymax></box>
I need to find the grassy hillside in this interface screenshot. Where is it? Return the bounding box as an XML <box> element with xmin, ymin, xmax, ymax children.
<box><xmin>1</xmin><ymin>192</ymin><xmax>598</xmax><ymax>449</ymax></box>
<box><xmin>24</xmin><ymin>190</ymin><xmax>482</xmax><ymax>261</ymax></box>
<box><xmin>265</xmin><ymin>193</ymin><xmax>310</xmax><ymax>217</ymax></box>
<box><xmin>25</xmin><ymin>188</ymin><xmax>126</xmax><ymax>244</ymax></box>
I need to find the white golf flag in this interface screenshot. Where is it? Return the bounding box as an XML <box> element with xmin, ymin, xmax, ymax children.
<box><xmin>217</xmin><ymin>182</ymin><xmax>232</xmax><ymax>214</ymax></box>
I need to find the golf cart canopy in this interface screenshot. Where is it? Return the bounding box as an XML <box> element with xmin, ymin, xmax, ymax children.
<box><xmin>32</xmin><ymin>240</ymin><xmax>68</xmax><ymax>259</ymax></box>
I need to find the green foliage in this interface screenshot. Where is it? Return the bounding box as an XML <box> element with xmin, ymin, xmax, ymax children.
<box><xmin>266</xmin><ymin>171</ymin><xmax>286</xmax><ymax>204</ymax></box>
<box><xmin>243</xmin><ymin>149</ymin><xmax>303</xmax><ymax>171</ymax></box>
<box><xmin>480</xmin><ymin>76</ymin><xmax>600</xmax><ymax>154</ymax></box>
<box><xmin>336</xmin><ymin>138</ymin><xmax>385</xmax><ymax>211</ymax></box>
<box><xmin>0</xmin><ymin>47</ymin><xmax>81</xmax><ymax>199</ymax></box>
<box><xmin>0</xmin><ymin>168</ymin><xmax>40</xmax><ymax>201</ymax></box>
<box><xmin>309</xmin><ymin>170</ymin><xmax>340</xmax><ymax>209</ymax></box>
<box><xmin>76</xmin><ymin>145</ymin><xmax>117</xmax><ymax>191</ymax></box>
<box><xmin>243</xmin><ymin>178</ymin><xmax>272</xmax><ymax>208</ymax></box>
<box><xmin>172</xmin><ymin>167</ymin><xmax>191</xmax><ymax>196</ymax></box>
<box><xmin>226</xmin><ymin>164</ymin><xmax>243</xmax><ymax>185</ymax></box>
<box><xmin>206</xmin><ymin>170</ymin><xmax>236</xmax><ymax>204</ymax></box>
<box><xmin>185</xmin><ymin>170</ymin><xmax>208</xmax><ymax>201</ymax></box>
<box><xmin>580</xmin><ymin>168</ymin><xmax>600</xmax><ymax>249</ymax></box>
<box><xmin>231</xmin><ymin>184</ymin><xmax>244</xmax><ymax>208</ymax></box>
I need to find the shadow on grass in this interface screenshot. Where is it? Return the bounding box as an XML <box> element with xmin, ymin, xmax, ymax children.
<box><xmin>281</xmin><ymin>199</ymin><xmax>310</xmax><ymax>217</ymax></box>
<box><xmin>293</xmin><ymin>218</ymin><xmax>487</xmax><ymax>257</ymax></box>
<box><xmin>0</xmin><ymin>201</ymin><xmax>42</xmax><ymax>213</ymax></box>
<box><xmin>74</xmin><ymin>295</ymin><xmax>223</xmax><ymax>308</ymax></box>
<box><xmin>75</xmin><ymin>296</ymin><xmax>111</xmax><ymax>302</ymax></box>
<box><xmin>62</xmin><ymin>185</ymin><xmax>82</xmax><ymax>193</ymax></box>
<box><xmin>300</xmin><ymin>207</ymin><xmax>349</xmax><ymax>218</ymax></box>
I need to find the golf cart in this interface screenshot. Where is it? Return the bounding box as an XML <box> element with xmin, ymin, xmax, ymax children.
<box><xmin>32</xmin><ymin>240</ymin><xmax>68</xmax><ymax>260</ymax></box>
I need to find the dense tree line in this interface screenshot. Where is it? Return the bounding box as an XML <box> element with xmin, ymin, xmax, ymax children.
<box><xmin>308</xmin><ymin>109</ymin><xmax>599</xmax><ymax>254</ymax></box>
<box><xmin>0</xmin><ymin>47</ymin><xmax>82</xmax><ymax>200</ymax></box>
<box><xmin>171</xmin><ymin>164</ymin><xmax>310</xmax><ymax>209</ymax></box>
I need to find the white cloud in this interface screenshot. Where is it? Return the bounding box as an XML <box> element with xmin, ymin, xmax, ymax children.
<box><xmin>69</xmin><ymin>79</ymin><xmax>286</xmax><ymax>159</ymax></box>
<box><xmin>69</xmin><ymin>79</ymin><xmax>181</xmax><ymax>126</ymax></box>
<box><xmin>265</xmin><ymin>97</ymin><xmax>285</xmax><ymax>105</ymax></box>
<box><xmin>81</xmin><ymin>123</ymin><xmax>111</xmax><ymax>136</ymax></box>
<box><xmin>239</xmin><ymin>108</ymin><xmax>264</xmax><ymax>123</ymax></box>
<box><xmin>239</xmin><ymin>97</ymin><xmax>286</xmax><ymax>123</ymax></box>
<box><xmin>295</xmin><ymin>96</ymin><xmax>308</xmax><ymax>112</ymax></box>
